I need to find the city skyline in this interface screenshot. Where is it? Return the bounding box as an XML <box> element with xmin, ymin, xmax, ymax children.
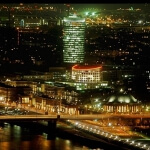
<box><xmin>0</xmin><ymin>3</ymin><xmax>150</xmax><ymax>98</ymax></box>
<box><xmin>0</xmin><ymin>3</ymin><xmax>150</xmax><ymax>150</ymax></box>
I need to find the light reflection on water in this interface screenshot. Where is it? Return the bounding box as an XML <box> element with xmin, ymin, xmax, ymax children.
<box><xmin>0</xmin><ymin>123</ymin><xmax>94</xmax><ymax>150</ymax></box>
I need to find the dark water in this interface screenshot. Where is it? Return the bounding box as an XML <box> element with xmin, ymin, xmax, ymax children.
<box><xmin>0</xmin><ymin>122</ymin><xmax>105</xmax><ymax>150</ymax></box>
<box><xmin>0</xmin><ymin>121</ymin><xmax>149</xmax><ymax>150</ymax></box>
<box><xmin>0</xmin><ymin>105</ymin><xmax>104</xmax><ymax>150</ymax></box>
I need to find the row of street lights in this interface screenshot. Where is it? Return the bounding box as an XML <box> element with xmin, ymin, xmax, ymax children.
<box><xmin>67</xmin><ymin>120</ymin><xmax>150</xmax><ymax>150</ymax></box>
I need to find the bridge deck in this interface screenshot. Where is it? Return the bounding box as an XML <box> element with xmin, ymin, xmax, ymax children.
<box><xmin>0</xmin><ymin>114</ymin><xmax>150</xmax><ymax>122</ymax></box>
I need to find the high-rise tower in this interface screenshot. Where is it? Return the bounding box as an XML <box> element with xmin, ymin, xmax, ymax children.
<box><xmin>63</xmin><ymin>15</ymin><xmax>85</xmax><ymax>64</ymax></box>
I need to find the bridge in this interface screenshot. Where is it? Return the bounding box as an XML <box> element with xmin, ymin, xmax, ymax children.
<box><xmin>0</xmin><ymin>113</ymin><xmax>150</xmax><ymax>122</ymax></box>
<box><xmin>0</xmin><ymin>113</ymin><xmax>150</xmax><ymax>149</ymax></box>
<box><xmin>0</xmin><ymin>113</ymin><xmax>149</xmax><ymax>133</ymax></box>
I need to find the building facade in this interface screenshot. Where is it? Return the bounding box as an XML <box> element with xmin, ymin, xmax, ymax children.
<box><xmin>103</xmin><ymin>92</ymin><xmax>142</xmax><ymax>113</ymax></box>
<box><xmin>72</xmin><ymin>65</ymin><xmax>102</xmax><ymax>83</ymax></box>
<box><xmin>71</xmin><ymin>65</ymin><xmax>102</xmax><ymax>90</ymax></box>
<box><xmin>63</xmin><ymin>15</ymin><xmax>85</xmax><ymax>64</ymax></box>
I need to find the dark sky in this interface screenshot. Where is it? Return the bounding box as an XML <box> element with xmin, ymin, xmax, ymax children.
<box><xmin>71</xmin><ymin>3</ymin><xmax>149</xmax><ymax>10</ymax></box>
<box><xmin>0</xmin><ymin>2</ymin><xmax>149</xmax><ymax>10</ymax></box>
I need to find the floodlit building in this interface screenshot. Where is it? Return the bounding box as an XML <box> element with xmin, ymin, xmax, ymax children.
<box><xmin>71</xmin><ymin>64</ymin><xmax>102</xmax><ymax>90</ymax></box>
<box><xmin>103</xmin><ymin>92</ymin><xmax>142</xmax><ymax>113</ymax></box>
<box><xmin>63</xmin><ymin>15</ymin><xmax>85</xmax><ymax>64</ymax></box>
<box><xmin>72</xmin><ymin>64</ymin><xmax>102</xmax><ymax>83</ymax></box>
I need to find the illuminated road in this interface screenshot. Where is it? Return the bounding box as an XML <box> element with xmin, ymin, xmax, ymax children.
<box><xmin>67</xmin><ymin>120</ymin><xmax>150</xmax><ymax>150</ymax></box>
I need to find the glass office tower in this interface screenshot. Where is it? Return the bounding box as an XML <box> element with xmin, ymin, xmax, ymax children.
<box><xmin>63</xmin><ymin>15</ymin><xmax>85</xmax><ymax>64</ymax></box>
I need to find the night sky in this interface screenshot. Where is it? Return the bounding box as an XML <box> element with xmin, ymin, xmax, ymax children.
<box><xmin>0</xmin><ymin>2</ymin><xmax>149</xmax><ymax>10</ymax></box>
<box><xmin>71</xmin><ymin>3</ymin><xmax>149</xmax><ymax>10</ymax></box>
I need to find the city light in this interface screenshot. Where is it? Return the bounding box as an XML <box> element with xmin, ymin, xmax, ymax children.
<box><xmin>0</xmin><ymin>3</ymin><xmax>150</xmax><ymax>150</ymax></box>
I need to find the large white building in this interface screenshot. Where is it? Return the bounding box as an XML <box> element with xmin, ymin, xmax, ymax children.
<box><xmin>63</xmin><ymin>15</ymin><xmax>85</xmax><ymax>64</ymax></box>
<box><xmin>72</xmin><ymin>65</ymin><xmax>102</xmax><ymax>83</ymax></box>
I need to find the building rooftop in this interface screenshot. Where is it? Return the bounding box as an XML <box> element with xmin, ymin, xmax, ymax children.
<box><xmin>105</xmin><ymin>92</ymin><xmax>139</xmax><ymax>104</ymax></box>
<box><xmin>72</xmin><ymin>65</ymin><xmax>102</xmax><ymax>70</ymax></box>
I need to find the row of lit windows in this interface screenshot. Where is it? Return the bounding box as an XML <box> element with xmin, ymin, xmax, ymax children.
<box><xmin>63</xmin><ymin>49</ymin><xmax>84</xmax><ymax>51</ymax></box>
<box><xmin>64</xmin><ymin>53</ymin><xmax>84</xmax><ymax>55</ymax></box>
<box><xmin>64</xmin><ymin>58</ymin><xmax>84</xmax><ymax>61</ymax></box>
<box><xmin>63</xmin><ymin>43</ymin><xmax>84</xmax><ymax>45</ymax></box>
<box><xmin>64</xmin><ymin>24</ymin><xmax>85</xmax><ymax>27</ymax></box>
<box><xmin>63</xmin><ymin>42</ymin><xmax>84</xmax><ymax>44</ymax></box>
<box><xmin>64</xmin><ymin>42</ymin><xmax>84</xmax><ymax>44</ymax></box>
<box><xmin>77</xmin><ymin>80</ymin><xmax>100</xmax><ymax>82</ymax></box>
<box><xmin>63</xmin><ymin>43</ymin><xmax>84</xmax><ymax>46</ymax></box>
<box><xmin>65</xmin><ymin>53</ymin><xmax>84</xmax><ymax>57</ymax></box>
<box><xmin>77</xmin><ymin>75</ymin><xmax>100</xmax><ymax>77</ymax></box>
<box><xmin>64</xmin><ymin>45</ymin><xmax>84</xmax><ymax>47</ymax></box>
<box><xmin>63</xmin><ymin>39</ymin><xmax>84</xmax><ymax>42</ymax></box>
<box><xmin>73</xmin><ymin>75</ymin><xmax>100</xmax><ymax>78</ymax></box>
<box><xmin>64</xmin><ymin>50</ymin><xmax>84</xmax><ymax>56</ymax></box>
<box><xmin>64</xmin><ymin>60</ymin><xmax>84</xmax><ymax>63</ymax></box>
<box><xmin>64</xmin><ymin>37</ymin><xmax>84</xmax><ymax>40</ymax></box>
<box><xmin>64</xmin><ymin>32</ymin><xmax>84</xmax><ymax>35</ymax></box>
<box><xmin>75</xmin><ymin>77</ymin><xmax>100</xmax><ymax>80</ymax></box>
<box><xmin>64</xmin><ymin>57</ymin><xmax>84</xmax><ymax>60</ymax></box>
<box><xmin>64</xmin><ymin>30</ymin><xmax>85</xmax><ymax>32</ymax></box>
<box><xmin>64</xmin><ymin>55</ymin><xmax>84</xmax><ymax>58</ymax></box>
<box><xmin>78</xmin><ymin>77</ymin><xmax>100</xmax><ymax>79</ymax></box>
<box><xmin>64</xmin><ymin>28</ymin><xmax>85</xmax><ymax>30</ymax></box>
<box><xmin>73</xmin><ymin>71</ymin><xmax>100</xmax><ymax>73</ymax></box>
<box><xmin>64</xmin><ymin>49</ymin><xmax>84</xmax><ymax>53</ymax></box>
<box><xmin>63</xmin><ymin>44</ymin><xmax>84</xmax><ymax>46</ymax></box>
<box><xmin>64</xmin><ymin>38</ymin><xmax>84</xmax><ymax>41</ymax></box>
<box><xmin>64</xmin><ymin>51</ymin><xmax>84</xmax><ymax>53</ymax></box>
<box><xmin>64</xmin><ymin>34</ymin><xmax>84</xmax><ymax>36</ymax></box>
<box><xmin>76</xmin><ymin>77</ymin><xmax>100</xmax><ymax>80</ymax></box>
<box><xmin>63</xmin><ymin>46</ymin><xmax>84</xmax><ymax>48</ymax></box>
<box><xmin>64</xmin><ymin>50</ymin><xmax>84</xmax><ymax>52</ymax></box>
<box><xmin>64</xmin><ymin>23</ymin><xmax>85</xmax><ymax>26</ymax></box>
<box><xmin>64</xmin><ymin>29</ymin><xmax>85</xmax><ymax>31</ymax></box>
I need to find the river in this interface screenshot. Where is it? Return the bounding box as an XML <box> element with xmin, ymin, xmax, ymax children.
<box><xmin>0</xmin><ymin>120</ymin><xmax>147</xmax><ymax>150</ymax></box>
<box><xmin>0</xmin><ymin>121</ymin><xmax>109</xmax><ymax>150</ymax></box>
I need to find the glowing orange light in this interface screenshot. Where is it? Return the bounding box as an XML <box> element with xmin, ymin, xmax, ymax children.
<box><xmin>72</xmin><ymin>65</ymin><xmax>102</xmax><ymax>70</ymax></box>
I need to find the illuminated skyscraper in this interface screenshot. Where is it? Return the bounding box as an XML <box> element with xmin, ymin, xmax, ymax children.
<box><xmin>63</xmin><ymin>15</ymin><xmax>85</xmax><ymax>64</ymax></box>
